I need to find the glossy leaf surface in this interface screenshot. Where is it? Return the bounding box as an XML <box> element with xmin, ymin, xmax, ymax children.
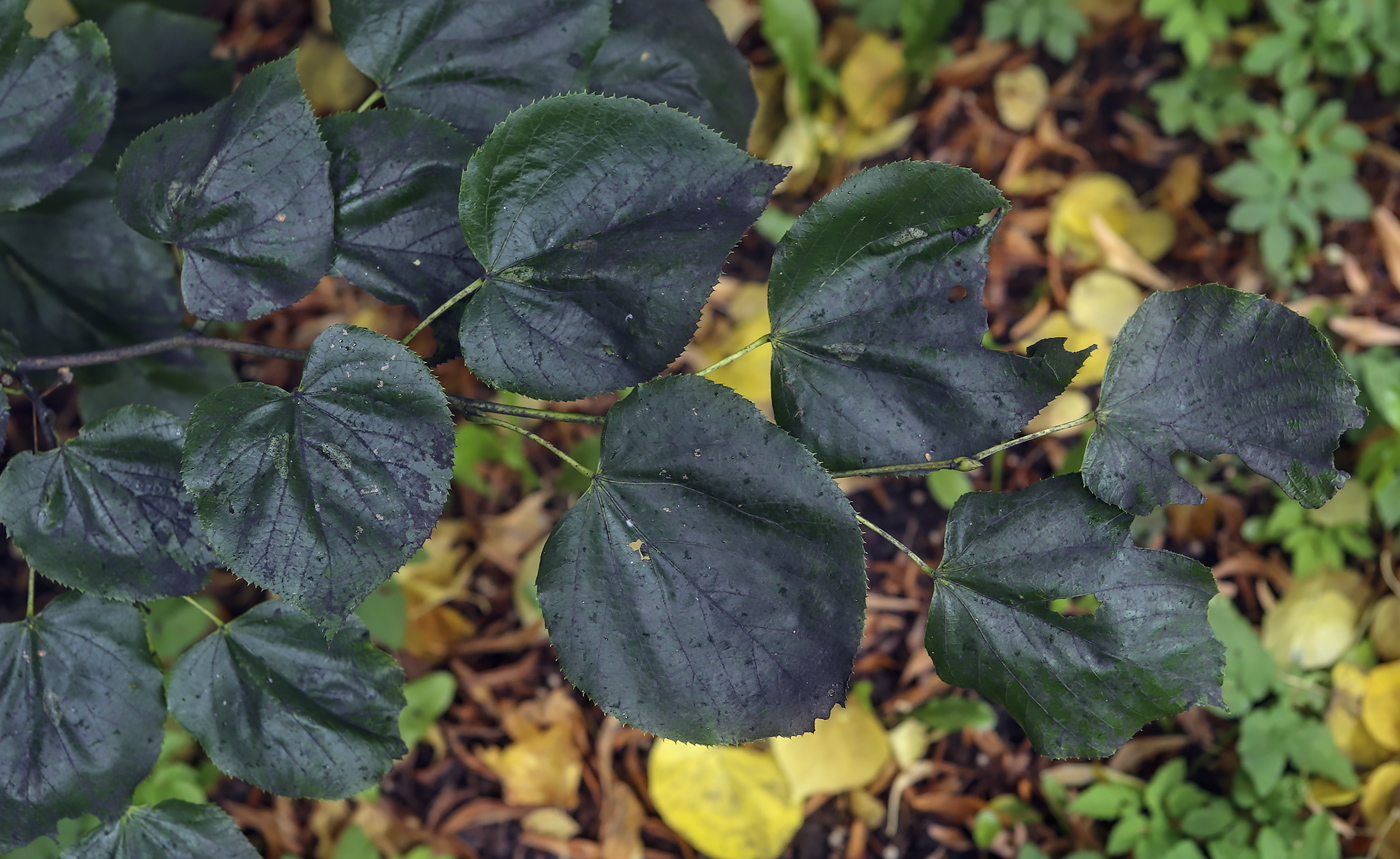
<box><xmin>168</xmin><ymin>601</ymin><xmax>406</xmax><ymax>799</ymax></box>
<box><xmin>927</xmin><ymin>476</ymin><xmax>1223</xmax><ymax>758</ymax></box>
<box><xmin>0</xmin><ymin>0</ymin><xmax>115</xmax><ymax>210</ymax></box>
<box><xmin>0</xmin><ymin>406</ymin><xmax>213</xmax><ymax>601</ymax></box>
<box><xmin>0</xmin><ymin>595</ymin><xmax>164</xmax><ymax>850</ymax></box>
<box><xmin>333</xmin><ymin>0</ymin><xmax>609</xmax><ymax>142</ymax></box>
<box><xmin>322</xmin><ymin>109</ymin><xmax>481</xmax><ymax>317</ymax></box>
<box><xmin>114</xmin><ymin>54</ymin><xmax>333</xmax><ymax>320</ymax></box>
<box><xmin>768</xmin><ymin>162</ymin><xmax>1085</xmax><ymax>470</ymax></box>
<box><xmin>65</xmin><ymin>800</ymin><xmax>258</xmax><ymax>859</ymax></box>
<box><xmin>459</xmin><ymin>94</ymin><xmax>784</xmax><ymax>400</ymax></box>
<box><xmin>1083</xmin><ymin>284</ymin><xmax>1366</xmax><ymax>515</ymax></box>
<box><xmin>537</xmin><ymin>375</ymin><xmax>866</xmax><ymax>743</ymax></box>
<box><xmin>182</xmin><ymin>325</ymin><xmax>453</xmax><ymax>629</ymax></box>
<box><xmin>588</xmin><ymin>0</ymin><xmax>756</xmax><ymax>145</ymax></box>
<box><xmin>0</xmin><ymin>168</ymin><xmax>181</xmax><ymax>356</ymax></box>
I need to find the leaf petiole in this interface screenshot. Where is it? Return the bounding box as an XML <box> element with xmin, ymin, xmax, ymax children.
<box><xmin>694</xmin><ymin>332</ymin><xmax>771</xmax><ymax>377</ymax></box>
<box><xmin>854</xmin><ymin>513</ymin><xmax>933</xmax><ymax>576</ymax></box>
<box><xmin>465</xmin><ymin>412</ymin><xmax>595</xmax><ymax>478</ymax></box>
<box><xmin>355</xmin><ymin>90</ymin><xmax>384</xmax><ymax>113</ymax></box>
<box><xmin>13</xmin><ymin>333</ymin><xmax>307</xmax><ymax>372</ymax></box>
<box><xmin>401</xmin><ymin>277</ymin><xmax>485</xmax><ymax>346</ymax></box>
<box><xmin>447</xmin><ymin>395</ymin><xmax>604</xmax><ymax>425</ymax></box>
<box><xmin>832</xmin><ymin>413</ymin><xmax>1096</xmax><ymax>479</ymax></box>
<box><xmin>183</xmin><ymin>596</ymin><xmax>224</xmax><ymax>627</ymax></box>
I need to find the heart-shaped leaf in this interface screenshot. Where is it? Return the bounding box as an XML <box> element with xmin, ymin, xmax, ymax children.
<box><xmin>167</xmin><ymin>601</ymin><xmax>406</xmax><ymax>799</ymax></box>
<box><xmin>459</xmin><ymin>94</ymin><xmax>784</xmax><ymax>400</ymax></box>
<box><xmin>321</xmin><ymin>109</ymin><xmax>481</xmax><ymax>318</ymax></box>
<box><xmin>588</xmin><ymin>0</ymin><xmax>757</xmax><ymax>146</ymax></box>
<box><xmin>0</xmin><ymin>405</ymin><xmax>214</xmax><ymax>601</ymax></box>
<box><xmin>1083</xmin><ymin>284</ymin><xmax>1366</xmax><ymax>515</ymax></box>
<box><xmin>181</xmin><ymin>325</ymin><xmax>453</xmax><ymax>629</ymax></box>
<box><xmin>0</xmin><ymin>594</ymin><xmax>165</xmax><ymax>850</ymax></box>
<box><xmin>114</xmin><ymin>54</ymin><xmax>333</xmax><ymax>320</ymax></box>
<box><xmin>537</xmin><ymin>374</ymin><xmax>866</xmax><ymax>744</ymax></box>
<box><xmin>333</xmin><ymin>0</ymin><xmax>610</xmax><ymax>142</ymax></box>
<box><xmin>65</xmin><ymin>800</ymin><xmax>259</xmax><ymax>859</ymax></box>
<box><xmin>0</xmin><ymin>1</ymin><xmax>115</xmax><ymax>210</ymax></box>
<box><xmin>927</xmin><ymin>476</ymin><xmax>1224</xmax><ymax>758</ymax></box>
<box><xmin>0</xmin><ymin>168</ymin><xmax>182</xmax><ymax>356</ymax></box>
<box><xmin>768</xmin><ymin>161</ymin><xmax>1086</xmax><ymax>471</ymax></box>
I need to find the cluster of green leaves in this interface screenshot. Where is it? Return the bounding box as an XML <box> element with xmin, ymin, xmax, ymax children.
<box><xmin>1243</xmin><ymin>482</ymin><xmax>1374</xmax><ymax>577</ymax></box>
<box><xmin>1349</xmin><ymin>347</ymin><xmax>1400</xmax><ymax>529</ymax></box>
<box><xmin>0</xmin><ymin>0</ymin><xmax>1369</xmax><ymax>854</ymax></box>
<box><xmin>982</xmin><ymin>0</ymin><xmax>1089</xmax><ymax>62</ymax></box>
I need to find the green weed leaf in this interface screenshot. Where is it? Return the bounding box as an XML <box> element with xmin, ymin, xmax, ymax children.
<box><xmin>0</xmin><ymin>1</ymin><xmax>115</xmax><ymax>210</ymax></box>
<box><xmin>167</xmin><ymin>601</ymin><xmax>406</xmax><ymax>799</ymax></box>
<box><xmin>0</xmin><ymin>405</ymin><xmax>213</xmax><ymax>601</ymax></box>
<box><xmin>114</xmin><ymin>54</ymin><xmax>333</xmax><ymax>320</ymax></box>
<box><xmin>927</xmin><ymin>476</ymin><xmax>1224</xmax><ymax>758</ymax></box>
<box><xmin>322</xmin><ymin>109</ymin><xmax>481</xmax><ymax>318</ymax></box>
<box><xmin>1084</xmin><ymin>285</ymin><xmax>1365</xmax><ymax>515</ymax></box>
<box><xmin>458</xmin><ymin>94</ymin><xmax>783</xmax><ymax>400</ymax></box>
<box><xmin>768</xmin><ymin>162</ymin><xmax>1086</xmax><ymax>470</ymax></box>
<box><xmin>0</xmin><ymin>594</ymin><xmax>164</xmax><ymax>850</ymax></box>
<box><xmin>333</xmin><ymin>0</ymin><xmax>609</xmax><ymax>142</ymax></box>
<box><xmin>182</xmin><ymin>325</ymin><xmax>453</xmax><ymax>630</ymax></box>
<box><xmin>588</xmin><ymin>0</ymin><xmax>756</xmax><ymax>146</ymax></box>
<box><xmin>64</xmin><ymin>800</ymin><xmax>258</xmax><ymax>859</ymax></box>
<box><xmin>537</xmin><ymin>375</ymin><xmax>866</xmax><ymax>743</ymax></box>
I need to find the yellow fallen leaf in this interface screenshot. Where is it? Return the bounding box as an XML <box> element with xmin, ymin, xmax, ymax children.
<box><xmin>1123</xmin><ymin>208</ymin><xmax>1176</xmax><ymax>263</ymax></box>
<box><xmin>295</xmin><ymin>31</ymin><xmax>376</xmax><ymax>116</ymax></box>
<box><xmin>1326</xmin><ymin>662</ymin><xmax>1395</xmax><ymax>769</ymax></box>
<box><xmin>1016</xmin><ymin>311</ymin><xmax>1107</xmax><ymax>387</ymax></box>
<box><xmin>887</xmin><ymin>718</ymin><xmax>931</xmax><ymax>769</ymax></box>
<box><xmin>521</xmin><ymin>807</ymin><xmax>582</xmax><ymax>840</ymax></box>
<box><xmin>1362</xmin><ymin>761</ymin><xmax>1400</xmax><ymax>827</ymax></box>
<box><xmin>709</xmin><ymin>0</ymin><xmax>760</xmax><ymax>42</ymax></box>
<box><xmin>1328</xmin><ymin>315</ymin><xmax>1400</xmax><ymax>347</ymax></box>
<box><xmin>1374</xmin><ymin>205</ymin><xmax>1400</xmax><ymax>293</ymax></box>
<box><xmin>993</xmin><ymin>64</ymin><xmax>1049</xmax><ymax>133</ymax></box>
<box><xmin>396</xmin><ymin>519</ymin><xmax>478</xmax><ymax>659</ymax></box>
<box><xmin>480</xmin><ymin>721</ymin><xmax>583</xmax><ymax>808</ymax></box>
<box><xmin>1310</xmin><ymin>777</ymin><xmax>1360</xmax><ymax>807</ymax></box>
<box><xmin>839</xmin><ymin>113</ymin><xmax>918</xmax><ymax>162</ymax></box>
<box><xmin>648</xmin><ymin>740</ymin><xmax>803</xmax><ymax>859</ymax></box>
<box><xmin>514</xmin><ymin>535</ymin><xmax>547</xmax><ymax>628</ymax></box>
<box><xmin>1309</xmin><ymin>478</ymin><xmax>1371</xmax><ymax>527</ymax></box>
<box><xmin>839</xmin><ymin>33</ymin><xmax>906</xmax><ymax>130</ymax></box>
<box><xmin>704</xmin><ymin>314</ymin><xmax>773</xmax><ymax>410</ymax></box>
<box><xmin>1066</xmin><ymin>270</ymin><xmax>1144</xmax><ymax>341</ymax></box>
<box><xmin>24</xmin><ymin>0</ymin><xmax>77</xmax><ymax>37</ymax></box>
<box><xmin>1001</xmin><ymin>167</ymin><xmax>1067</xmax><ymax>197</ymax></box>
<box><xmin>1363</xmin><ymin>662</ymin><xmax>1400</xmax><ymax>751</ymax></box>
<box><xmin>1373</xmin><ymin>595</ymin><xmax>1400</xmax><ymax>662</ymax></box>
<box><xmin>1088</xmin><ymin>213</ymin><xmax>1175</xmax><ymax>291</ymax></box>
<box><xmin>1048</xmin><ymin>173</ymin><xmax>1138</xmax><ymax>265</ymax></box>
<box><xmin>479</xmin><ymin>491</ymin><xmax>553</xmax><ymax>574</ymax></box>
<box><xmin>1023</xmin><ymin>390</ymin><xmax>1094</xmax><ymax>436</ymax></box>
<box><xmin>769</xmin><ymin>703</ymin><xmax>891</xmax><ymax>800</ymax></box>
<box><xmin>768</xmin><ymin>114</ymin><xmax>823</xmax><ymax>196</ymax></box>
<box><xmin>1261</xmin><ymin>570</ymin><xmax>1365</xmax><ymax>670</ymax></box>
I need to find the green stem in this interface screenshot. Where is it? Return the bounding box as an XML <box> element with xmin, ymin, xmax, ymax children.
<box><xmin>694</xmin><ymin>333</ymin><xmax>771</xmax><ymax>377</ymax></box>
<box><xmin>467</xmin><ymin>412</ymin><xmax>595</xmax><ymax>478</ymax></box>
<box><xmin>183</xmin><ymin>596</ymin><xmax>224</xmax><ymax>627</ymax></box>
<box><xmin>854</xmin><ymin>513</ymin><xmax>933</xmax><ymax>576</ymax></box>
<box><xmin>2</xmin><ymin>386</ymin><xmax>21</xmax><ymax>397</ymax></box>
<box><xmin>831</xmin><ymin>412</ymin><xmax>1096</xmax><ymax>479</ymax></box>
<box><xmin>14</xmin><ymin>332</ymin><xmax>307</xmax><ymax>372</ymax></box>
<box><xmin>26</xmin><ymin>565</ymin><xmax>35</xmax><ymax>619</ymax></box>
<box><xmin>356</xmin><ymin>90</ymin><xmax>384</xmax><ymax>112</ymax></box>
<box><xmin>402</xmin><ymin>277</ymin><xmax>485</xmax><ymax>346</ymax></box>
<box><xmin>448</xmin><ymin>395</ymin><xmax>604</xmax><ymax>426</ymax></box>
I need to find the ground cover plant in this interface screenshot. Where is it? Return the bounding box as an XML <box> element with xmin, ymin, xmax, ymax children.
<box><xmin>0</xmin><ymin>0</ymin><xmax>1384</xmax><ymax>856</ymax></box>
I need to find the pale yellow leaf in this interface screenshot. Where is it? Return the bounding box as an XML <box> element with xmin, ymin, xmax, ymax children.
<box><xmin>1066</xmin><ymin>269</ymin><xmax>1144</xmax><ymax>341</ymax></box>
<box><xmin>295</xmin><ymin>31</ymin><xmax>376</xmax><ymax>116</ymax></box>
<box><xmin>1326</xmin><ymin>662</ymin><xmax>1395</xmax><ymax>769</ymax></box>
<box><xmin>1124</xmin><ymin>207</ymin><xmax>1176</xmax><ymax>263</ymax></box>
<box><xmin>768</xmin><ymin>115</ymin><xmax>822</xmax><ymax>196</ymax></box>
<box><xmin>521</xmin><ymin>808</ymin><xmax>581</xmax><ymax>840</ymax></box>
<box><xmin>1308</xmin><ymin>479</ymin><xmax>1371</xmax><ymax>527</ymax></box>
<box><xmin>479</xmin><ymin>491</ymin><xmax>553</xmax><ymax>573</ymax></box>
<box><xmin>1363</xmin><ymin>662</ymin><xmax>1400</xmax><ymax>751</ymax></box>
<box><xmin>1023</xmin><ymin>390</ymin><xmax>1094</xmax><ymax>436</ymax></box>
<box><xmin>1372</xmin><ymin>595</ymin><xmax>1400</xmax><ymax>662</ymax></box>
<box><xmin>1089</xmin><ymin>213</ymin><xmax>1174</xmax><ymax>291</ymax></box>
<box><xmin>1310</xmin><ymin>777</ymin><xmax>1360</xmax><ymax>807</ymax></box>
<box><xmin>1047</xmin><ymin>173</ymin><xmax>1138</xmax><ymax>265</ymax></box>
<box><xmin>769</xmin><ymin>703</ymin><xmax>891</xmax><ymax>800</ymax></box>
<box><xmin>648</xmin><ymin>740</ymin><xmax>803</xmax><ymax>859</ymax></box>
<box><xmin>887</xmin><ymin>719</ymin><xmax>931</xmax><ymax>769</ymax></box>
<box><xmin>24</xmin><ymin>0</ymin><xmax>77</xmax><ymax>37</ymax></box>
<box><xmin>839</xmin><ymin>33</ymin><xmax>906</xmax><ymax>130</ymax></box>
<box><xmin>839</xmin><ymin>114</ymin><xmax>918</xmax><ymax>162</ymax></box>
<box><xmin>1362</xmin><ymin>761</ymin><xmax>1400</xmax><ymax>827</ymax></box>
<box><xmin>709</xmin><ymin>0</ymin><xmax>759</xmax><ymax>42</ymax></box>
<box><xmin>1260</xmin><ymin>570</ymin><xmax>1365</xmax><ymax>670</ymax></box>
<box><xmin>1016</xmin><ymin>311</ymin><xmax>1106</xmax><ymax>387</ymax></box>
<box><xmin>1001</xmin><ymin>167</ymin><xmax>1066</xmax><ymax>197</ymax></box>
<box><xmin>993</xmin><ymin>64</ymin><xmax>1049</xmax><ymax>133</ymax></box>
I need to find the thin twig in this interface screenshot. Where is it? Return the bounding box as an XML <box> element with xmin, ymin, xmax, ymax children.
<box><xmin>402</xmin><ymin>277</ymin><xmax>485</xmax><ymax>346</ymax></box>
<box><xmin>16</xmin><ymin>371</ymin><xmax>56</xmax><ymax>450</ymax></box>
<box><xmin>448</xmin><ymin>395</ymin><xmax>605</xmax><ymax>426</ymax></box>
<box><xmin>465</xmin><ymin>412</ymin><xmax>595</xmax><ymax>478</ymax></box>
<box><xmin>832</xmin><ymin>412</ymin><xmax>1096</xmax><ymax>479</ymax></box>
<box><xmin>182</xmin><ymin>595</ymin><xmax>224</xmax><ymax>627</ymax></box>
<box><xmin>13</xmin><ymin>333</ymin><xmax>307</xmax><ymax>372</ymax></box>
<box><xmin>694</xmin><ymin>333</ymin><xmax>771</xmax><ymax>377</ymax></box>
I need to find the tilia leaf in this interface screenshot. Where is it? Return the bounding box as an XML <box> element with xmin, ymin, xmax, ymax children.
<box><xmin>537</xmin><ymin>375</ymin><xmax>867</xmax><ymax>744</ymax></box>
<box><xmin>0</xmin><ymin>0</ymin><xmax>116</xmax><ymax>210</ymax></box>
<box><xmin>333</xmin><ymin>0</ymin><xmax>610</xmax><ymax>142</ymax></box>
<box><xmin>114</xmin><ymin>54</ymin><xmax>333</xmax><ymax>320</ymax></box>
<box><xmin>167</xmin><ymin>601</ymin><xmax>406</xmax><ymax>799</ymax></box>
<box><xmin>458</xmin><ymin>94</ymin><xmax>784</xmax><ymax>400</ymax></box>
<box><xmin>65</xmin><ymin>800</ymin><xmax>259</xmax><ymax>859</ymax></box>
<box><xmin>927</xmin><ymin>476</ymin><xmax>1224</xmax><ymax>758</ymax></box>
<box><xmin>768</xmin><ymin>161</ymin><xmax>1087</xmax><ymax>471</ymax></box>
<box><xmin>181</xmin><ymin>325</ymin><xmax>454</xmax><ymax>629</ymax></box>
<box><xmin>0</xmin><ymin>594</ymin><xmax>165</xmax><ymax>850</ymax></box>
<box><xmin>0</xmin><ymin>405</ymin><xmax>214</xmax><ymax>601</ymax></box>
<box><xmin>1083</xmin><ymin>284</ymin><xmax>1365</xmax><ymax>515</ymax></box>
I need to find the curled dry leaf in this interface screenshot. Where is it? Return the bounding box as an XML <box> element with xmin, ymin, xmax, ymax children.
<box><xmin>1328</xmin><ymin>315</ymin><xmax>1400</xmax><ymax>347</ymax></box>
<box><xmin>479</xmin><ymin>690</ymin><xmax>585</xmax><ymax>809</ymax></box>
<box><xmin>1374</xmin><ymin>206</ymin><xmax>1400</xmax><ymax>293</ymax></box>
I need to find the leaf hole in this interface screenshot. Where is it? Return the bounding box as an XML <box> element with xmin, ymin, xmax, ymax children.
<box><xmin>1048</xmin><ymin>594</ymin><xmax>1101</xmax><ymax>617</ymax></box>
<box><xmin>948</xmin><ymin>285</ymin><xmax>969</xmax><ymax>303</ymax></box>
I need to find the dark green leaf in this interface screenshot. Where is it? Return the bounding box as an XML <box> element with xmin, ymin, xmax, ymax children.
<box><xmin>333</xmin><ymin>0</ymin><xmax>610</xmax><ymax>142</ymax></box>
<box><xmin>96</xmin><ymin>3</ymin><xmax>234</xmax><ymax>167</ymax></box>
<box><xmin>537</xmin><ymin>375</ymin><xmax>866</xmax><ymax>743</ymax></box>
<box><xmin>1083</xmin><ymin>284</ymin><xmax>1365</xmax><ymax>515</ymax></box>
<box><xmin>458</xmin><ymin>94</ymin><xmax>783</xmax><ymax>400</ymax></box>
<box><xmin>587</xmin><ymin>0</ymin><xmax>756</xmax><ymax>145</ymax></box>
<box><xmin>908</xmin><ymin>696</ymin><xmax>997</xmax><ymax>732</ymax></box>
<box><xmin>63</xmin><ymin>800</ymin><xmax>258</xmax><ymax>859</ymax></box>
<box><xmin>321</xmin><ymin>109</ymin><xmax>481</xmax><ymax>318</ymax></box>
<box><xmin>167</xmin><ymin>601</ymin><xmax>406</xmax><ymax>799</ymax></box>
<box><xmin>768</xmin><ymin>162</ymin><xmax>1086</xmax><ymax>470</ymax></box>
<box><xmin>0</xmin><ymin>405</ymin><xmax>213</xmax><ymax>600</ymax></box>
<box><xmin>0</xmin><ymin>2</ymin><xmax>115</xmax><ymax>210</ymax></box>
<box><xmin>114</xmin><ymin>54</ymin><xmax>333</xmax><ymax>320</ymax></box>
<box><xmin>181</xmin><ymin>324</ymin><xmax>453</xmax><ymax>629</ymax></box>
<box><xmin>0</xmin><ymin>168</ymin><xmax>181</xmax><ymax>356</ymax></box>
<box><xmin>927</xmin><ymin>476</ymin><xmax>1224</xmax><ymax>758</ymax></box>
<box><xmin>0</xmin><ymin>594</ymin><xmax>165</xmax><ymax>850</ymax></box>
<box><xmin>75</xmin><ymin>350</ymin><xmax>238</xmax><ymax>423</ymax></box>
